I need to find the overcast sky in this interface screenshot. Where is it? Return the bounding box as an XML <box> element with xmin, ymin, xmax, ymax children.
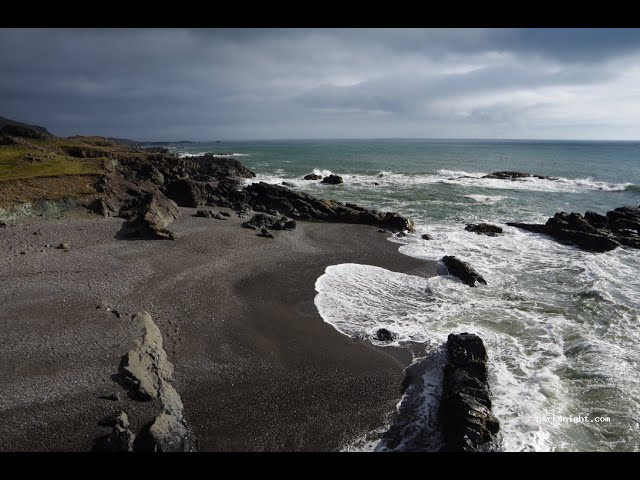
<box><xmin>2</xmin><ymin>28</ymin><xmax>640</xmax><ymax>141</ymax></box>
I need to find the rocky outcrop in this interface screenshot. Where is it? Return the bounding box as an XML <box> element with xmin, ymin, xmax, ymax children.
<box><xmin>440</xmin><ymin>333</ymin><xmax>501</xmax><ymax>452</ymax></box>
<box><xmin>507</xmin><ymin>205</ymin><xmax>640</xmax><ymax>252</ymax></box>
<box><xmin>465</xmin><ymin>223</ymin><xmax>503</xmax><ymax>236</ymax></box>
<box><xmin>242</xmin><ymin>212</ymin><xmax>296</xmax><ymax>231</ymax></box>
<box><xmin>242</xmin><ymin>182</ymin><xmax>414</xmax><ymax>232</ymax></box>
<box><xmin>121</xmin><ymin>191</ymin><xmax>181</xmax><ymax>240</ymax></box>
<box><xmin>303</xmin><ymin>173</ymin><xmax>322</xmax><ymax>180</ymax></box>
<box><xmin>442</xmin><ymin>256</ymin><xmax>487</xmax><ymax>287</ymax></box>
<box><xmin>114</xmin><ymin>312</ymin><xmax>195</xmax><ymax>452</ymax></box>
<box><xmin>483</xmin><ymin>171</ymin><xmax>557</xmax><ymax>181</ymax></box>
<box><xmin>163</xmin><ymin>178</ymin><xmax>209</xmax><ymax>207</ymax></box>
<box><xmin>321</xmin><ymin>174</ymin><xmax>344</xmax><ymax>185</ymax></box>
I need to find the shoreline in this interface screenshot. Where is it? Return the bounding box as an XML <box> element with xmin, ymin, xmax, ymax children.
<box><xmin>0</xmin><ymin>206</ymin><xmax>437</xmax><ymax>451</ymax></box>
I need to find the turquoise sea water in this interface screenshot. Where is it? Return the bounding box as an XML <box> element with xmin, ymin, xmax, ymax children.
<box><xmin>167</xmin><ymin>139</ymin><xmax>640</xmax><ymax>452</ymax></box>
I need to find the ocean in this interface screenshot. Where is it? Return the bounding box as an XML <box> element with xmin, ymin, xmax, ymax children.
<box><xmin>168</xmin><ymin>139</ymin><xmax>640</xmax><ymax>452</ymax></box>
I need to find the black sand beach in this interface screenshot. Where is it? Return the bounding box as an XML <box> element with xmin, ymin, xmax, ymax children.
<box><xmin>0</xmin><ymin>207</ymin><xmax>436</xmax><ymax>451</ymax></box>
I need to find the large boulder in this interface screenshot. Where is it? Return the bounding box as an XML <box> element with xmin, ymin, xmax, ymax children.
<box><xmin>121</xmin><ymin>191</ymin><xmax>181</xmax><ymax>240</ymax></box>
<box><xmin>465</xmin><ymin>223</ymin><xmax>503</xmax><ymax>236</ymax></box>
<box><xmin>442</xmin><ymin>256</ymin><xmax>487</xmax><ymax>287</ymax></box>
<box><xmin>321</xmin><ymin>174</ymin><xmax>344</xmax><ymax>185</ymax></box>
<box><xmin>508</xmin><ymin>205</ymin><xmax>640</xmax><ymax>253</ymax></box>
<box><xmin>440</xmin><ymin>333</ymin><xmax>501</xmax><ymax>452</ymax></box>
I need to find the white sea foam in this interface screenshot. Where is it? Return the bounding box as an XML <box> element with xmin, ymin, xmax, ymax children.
<box><xmin>248</xmin><ymin>168</ymin><xmax>631</xmax><ymax>194</ymax></box>
<box><xmin>315</xmin><ymin>221</ymin><xmax>640</xmax><ymax>451</ymax></box>
<box><xmin>465</xmin><ymin>194</ymin><xmax>510</xmax><ymax>204</ymax></box>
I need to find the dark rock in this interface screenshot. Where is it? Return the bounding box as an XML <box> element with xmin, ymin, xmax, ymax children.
<box><xmin>483</xmin><ymin>171</ymin><xmax>556</xmax><ymax>181</ymax></box>
<box><xmin>303</xmin><ymin>173</ymin><xmax>322</xmax><ymax>180</ymax></box>
<box><xmin>218</xmin><ymin>211</ymin><xmax>231</xmax><ymax>217</ymax></box>
<box><xmin>242</xmin><ymin>182</ymin><xmax>414</xmax><ymax>232</ymax></box>
<box><xmin>56</xmin><ymin>243</ymin><xmax>70</xmax><ymax>250</ymax></box>
<box><xmin>465</xmin><ymin>223</ymin><xmax>503</xmax><ymax>236</ymax></box>
<box><xmin>440</xmin><ymin>333</ymin><xmax>501</xmax><ymax>452</ymax></box>
<box><xmin>421</xmin><ymin>233</ymin><xmax>432</xmax><ymax>240</ymax></box>
<box><xmin>243</xmin><ymin>212</ymin><xmax>296</xmax><ymax>231</ymax></box>
<box><xmin>259</xmin><ymin>227</ymin><xmax>274</xmax><ymax>238</ymax></box>
<box><xmin>0</xmin><ymin>221</ymin><xmax>7</xmax><ymax>228</ymax></box>
<box><xmin>508</xmin><ymin>205</ymin><xmax>640</xmax><ymax>252</ymax></box>
<box><xmin>442</xmin><ymin>256</ymin><xmax>487</xmax><ymax>287</ymax></box>
<box><xmin>373</xmin><ymin>182</ymin><xmax>380</xmax><ymax>186</ymax></box>
<box><xmin>321</xmin><ymin>174</ymin><xmax>344</xmax><ymax>185</ymax></box>
<box><xmin>375</xmin><ymin>328</ymin><xmax>397</xmax><ymax>342</ymax></box>
<box><xmin>163</xmin><ymin>178</ymin><xmax>208</xmax><ymax>208</ymax></box>
<box><xmin>282</xmin><ymin>182</ymin><xmax>295</xmax><ymax>187</ymax></box>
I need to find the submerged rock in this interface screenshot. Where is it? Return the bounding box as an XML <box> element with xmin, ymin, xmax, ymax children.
<box><xmin>508</xmin><ymin>205</ymin><xmax>640</xmax><ymax>252</ymax></box>
<box><xmin>442</xmin><ymin>256</ymin><xmax>487</xmax><ymax>287</ymax></box>
<box><xmin>465</xmin><ymin>223</ymin><xmax>503</xmax><ymax>236</ymax></box>
<box><xmin>321</xmin><ymin>174</ymin><xmax>344</xmax><ymax>185</ymax></box>
<box><xmin>440</xmin><ymin>333</ymin><xmax>501</xmax><ymax>452</ymax></box>
<box><xmin>421</xmin><ymin>233</ymin><xmax>433</xmax><ymax>240</ymax></box>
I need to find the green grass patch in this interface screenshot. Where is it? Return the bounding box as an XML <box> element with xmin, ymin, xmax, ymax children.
<box><xmin>0</xmin><ymin>145</ymin><xmax>103</xmax><ymax>181</ymax></box>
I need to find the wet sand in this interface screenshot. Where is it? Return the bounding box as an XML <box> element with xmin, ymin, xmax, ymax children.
<box><xmin>0</xmin><ymin>207</ymin><xmax>436</xmax><ymax>451</ymax></box>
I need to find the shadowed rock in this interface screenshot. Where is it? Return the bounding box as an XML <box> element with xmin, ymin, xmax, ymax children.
<box><xmin>440</xmin><ymin>333</ymin><xmax>501</xmax><ymax>452</ymax></box>
<box><xmin>242</xmin><ymin>182</ymin><xmax>414</xmax><ymax>232</ymax></box>
<box><xmin>120</xmin><ymin>191</ymin><xmax>180</xmax><ymax>240</ymax></box>
<box><xmin>321</xmin><ymin>174</ymin><xmax>344</xmax><ymax>184</ymax></box>
<box><xmin>465</xmin><ymin>223</ymin><xmax>503</xmax><ymax>236</ymax></box>
<box><xmin>507</xmin><ymin>205</ymin><xmax>640</xmax><ymax>252</ymax></box>
<box><xmin>92</xmin><ymin>411</ymin><xmax>135</xmax><ymax>452</ymax></box>
<box><xmin>442</xmin><ymin>256</ymin><xmax>487</xmax><ymax>287</ymax></box>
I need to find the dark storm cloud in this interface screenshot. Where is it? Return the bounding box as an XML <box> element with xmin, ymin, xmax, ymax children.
<box><xmin>1</xmin><ymin>28</ymin><xmax>640</xmax><ymax>140</ymax></box>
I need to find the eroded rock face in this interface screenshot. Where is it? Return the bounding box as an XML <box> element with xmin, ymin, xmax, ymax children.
<box><xmin>440</xmin><ymin>333</ymin><xmax>501</xmax><ymax>452</ymax></box>
<box><xmin>508</xmin><ymin>205</ymin><xmax>640</xmax><ymax>252</ymax></box>
<box><xmin>118</xmin><ymin>312</ymin><xmax>174</xmax><ymax>400</ymax></box>
<box><xmin>465</xmin><ymin>223</ymin><xmax>503</xmax><ymax>236</ymax></box>
<box><xmin>442</xmin><ymin>256</ymin><xmax>487</xmax><ymax>287</ymax></box>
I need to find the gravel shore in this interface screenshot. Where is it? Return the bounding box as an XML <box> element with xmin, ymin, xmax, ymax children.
<box><xmin>0</xmin><ymin>208</ymin><xmax>436</xmax><ymax>451</ymax></box>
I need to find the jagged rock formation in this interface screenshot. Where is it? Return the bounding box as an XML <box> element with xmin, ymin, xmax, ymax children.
<box><xmin>113</xmin><ymin>312</ymin><xmax>195</xmax><ymax>452</ymax></box>
<box><xmin>508</xmin><ymin>205</ymin><xmax>640</xmax><ymax>252</ymax></box>
<box><xmin>93</xmin><ymin>412</ymin><xmax>136</xmax><ymax>452</ymax></box>
<box><xmin>465</xmin><ymin>223</ymin><xmax>503</xmax><ymax>236</ymax></box>
<box><xmin>483</xmin><ymin>171</ymin><xmax>557</xmax><ymax>181</ymax></box>
<box><xmin>119</xmin><ymin>191</ymin><xmax>181</xmax><ymax>240</ymax></box>
<box><xmin>242</xmin><ymin>212</ymin><xmax>296</xmax><ymax>231</ymax></box>
<box><xmin>242</xmin><ymin>182</ymin><xmax>414</xmax><ymax>232</ymax></box>
<box><xmin>440</xmin><ymin>333</ymin><xmax>501</xmax><ymax>452</ymax></box>
<box><xmin>442</xmin><ymin>256</ymin><xmax>487</xmax><ymax>287</ymax></box>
